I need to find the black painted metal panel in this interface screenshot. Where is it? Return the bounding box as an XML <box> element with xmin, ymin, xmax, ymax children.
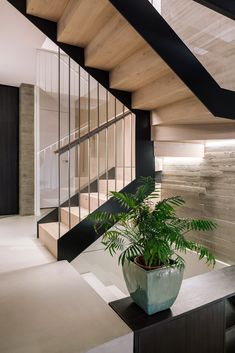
<box><xmin>109</xmin><ymin>0</ymin><xmax>235</xmax><ymax>120</ymax></box>
<box><xmin>0</xmin><ymin>85</ymin><xmax>19</xmax><ymax>215</ymax></box>
<box><xmin>135</xmin><ymin>110</ymin><xmax>155</xmax><ymax>179</ymax></box>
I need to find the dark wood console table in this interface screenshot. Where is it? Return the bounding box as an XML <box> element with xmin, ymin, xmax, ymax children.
<box><xmin>110</xmin><ymin>266</ymin><xmax>235</xmax><ymax>353</ymax></box>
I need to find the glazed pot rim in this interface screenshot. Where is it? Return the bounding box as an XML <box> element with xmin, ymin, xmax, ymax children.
<box><xmin>127</xmin><ymin>256</ymin><xmax>179</xmax><ymax>273</ymax></box>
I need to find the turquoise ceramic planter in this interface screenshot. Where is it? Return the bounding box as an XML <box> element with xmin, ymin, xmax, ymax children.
<box><xmin>122</xmin><ymin>260</ymin><xmax>184</xmax><ymax>315</ymax></box>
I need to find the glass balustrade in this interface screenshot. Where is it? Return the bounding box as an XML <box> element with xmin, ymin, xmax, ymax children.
<box><xmin>36</xmin><ymin>47</ymin><xmax>136</xmax><ymax>236</ymax></box>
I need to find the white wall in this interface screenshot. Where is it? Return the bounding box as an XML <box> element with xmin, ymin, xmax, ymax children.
<box><xmin>0</xmin><ymin>0</ymin><xmax>45</xmax><ymax>87</ymax></box>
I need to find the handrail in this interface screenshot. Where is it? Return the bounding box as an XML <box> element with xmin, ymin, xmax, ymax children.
<box><xmin>194</xmin><ymin>0</ymin><xmax>235</xmax><ymax>20</ymax></box>
<box><xmin>39</xmin><ymin>124</ymin><xmax>88</xmax><ymax>154</ymax></box>
<box><xmin>54</xmin><ymin>110</ymin><xmax>131</xmax><ymax>155</ymax></box>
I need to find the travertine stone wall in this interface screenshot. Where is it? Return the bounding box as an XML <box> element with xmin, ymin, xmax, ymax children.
<box><xmin>161</xmin><ymin>143</ymin><xmax>235</xmax><ymax>264</ymax></box>
<box><xmin>19</xmin><ymin>84</ymin><xmax>34</xmax><ymax>215</ymax></box>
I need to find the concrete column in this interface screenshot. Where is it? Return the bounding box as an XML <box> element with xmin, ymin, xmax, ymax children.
<box><xmin>19</xmin><ymin>84</ymin><xmax>35</xmax><ymax>215</ymax></box>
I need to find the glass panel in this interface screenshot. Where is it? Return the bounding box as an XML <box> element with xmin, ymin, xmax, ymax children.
<box><xmin>98</xmin><ymin>84</ymin><xmax>107</xmax><ymax>127</ymax></box>
<box><xmin>79</xmin><ymin>139</ymin><xmax>89</xmax><ymax>210</ymax></box>
<box><xmin>80</xmin><ymin>68</ymin><xmax>89</xmax><ymax>136</ymax></box>
<box><xmin>124</xmin><ymin>114</ymin><xmax>132</xmax><ymax>185</ymax></box>
<box><xmin>116</xmin><ymin>99</ymin><xmax>124</xmax><ymax>117</ymax></box>
<box><xmin>90</xmin><ymin>77</ymin><xmax>98</xmax><ymax>131</ymax></box>
<box><xmin>107</xmin><ymin>124</ymin><xmax>115</xmax><ymax>196</ymax></box>
<box><xmin>38</xmin><ymin>49</ymin><xmax>59</xmax><ymax>209</ymax></box>
<box><xmin>132</xmin><ymin>114</ymin><xmax>136</xmax><ymax>180</ymax></box>
<box><xmin>69</xmin><ymin>60</ymin><xmax>79</xmax><ymax>142</ymax></box>
<box><xmin>99</xmin><ymin>129</ymin><xmax>107</xmax><ymax>197</ymax></box>
<box><xmin>90</xmin><ymin>134</ymin><xmax>99</xmax><ymax>207</ymax></box>
<box><xmin>116</xmin><ymin>119</ymin><xmax>124</xmax><ymax>190</ymax></box>
<box><xmin>37</xmin><ymin>47</ymin><xmax>136</xmax><ymax>233</ymax></box>
<box><xmin>108</xmin><ymin>92</ymin><xmax>115</xmax><ymax>122</ymax></box>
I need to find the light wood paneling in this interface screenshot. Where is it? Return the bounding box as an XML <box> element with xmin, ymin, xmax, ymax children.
<box><xmin>61</xmin><ymin>207</ymin><xmax>88</xmax><ymax>228</ymax></box>
<box><xmin>152</xmin><ymin>96</ymin><xmax>234</xmax><ymax>125</ymax></box>
<box><xmin>39</xmin><ymin>222</ymin><xmax>68</xmax><ymax>257</ymax></box>
<box><xmin>85</xmin><ymin>12</ymin><xmax>144</xmax><ymax>70</ymax></box>
<box><xmin>80</xmin><ymin>193</ymin><xmax>106</xmax><ymax>212</ymax></box>
<box><xmin>152</xmin><ymin>123</ymin><xmax>235</xmax><ymax>141</ymax></box>
<box><xmin>57</xmin><ymin>0</ymin><xmax>116</xmax><ymax>47</ymax></box>
<box><xmin>154</xmin><ymin>141</ymin><xmax>205</xmax><ymax>157</ymax></box>
<box><xmin>110</xmin><ymin>45</ymin><xmax>170</xmax><ymax>91</ymax></box>
<box><xmin>27</xmin><ymin>0</ymin><xmax>69</xmax><ymax>21</ymax></box>
<box><xmin>132</xmin><ymin>72</ymin><xmax>192</xmax><ymax>110</ymax></box>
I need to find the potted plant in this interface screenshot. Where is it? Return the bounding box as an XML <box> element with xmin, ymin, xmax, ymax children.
<box><xmin>92</xmin><ymin>177</ymin><xmax>216</xmax><ymax>315</ymax></box>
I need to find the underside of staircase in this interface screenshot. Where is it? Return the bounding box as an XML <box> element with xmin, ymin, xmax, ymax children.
<box><xmin>193</xmin><ymin>0</ymin><xmax>235</xmax><ymax>21</ymax></box>
<box><xmin>8</xmin><ymin>0</ymin><xmax>235</xmax><ymax>261</ymax></box>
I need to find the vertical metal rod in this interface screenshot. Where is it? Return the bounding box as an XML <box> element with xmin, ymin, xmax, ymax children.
<box><xmin>106</xmin><ymin>90</ymin><xmax>109</xmax><ymax>200</ymax></box>
<box><xmin>88</xmin><ymin>75</ymin><xmax>91</xmax><ymax>214</ymax></box>
<box><xmin>133</xmin><ymin>115</ymin><xmax>136</xmax><ymax>179</ymax></box>
<box><xmin>130</xmin><ymin>113</ymin><xmax>133</xmax><ymax>181</ymax></box>
<box><xmin>50</xmin><ymin>51</ymin><xmax>53</xmax><ymax>94</ymax></box>
<box><xmin>58</xmin><ymin>48</ymin><xmax>61</xmax><ymax>238</ymax></box>
<box><xmin>44</xmin><ymin>52</ymin><xmax>47</xmax><ymax>91</ymax></box>
<box><xmin>123</xmin><ymin>106</ymin><xmax>125</xmax><ymax>187</ymax></box>
<box><xmin>78</xmin><ymin>65</ymin><xmax>81</xmax><ymax>222</ymax></box>
<box><xmin>68</xmin><ymin>56</ymin><xmax>71</xmax><ymax>229</ymax></box>
<box><xmin>97</xmin><ymin>83</ymin><xmax>100</xmax><ymax>207</ymax></box>
<box><xmin>114</xmin><ymin>99</ymin><xmax>117</xmax><ymax>192</ymax></box>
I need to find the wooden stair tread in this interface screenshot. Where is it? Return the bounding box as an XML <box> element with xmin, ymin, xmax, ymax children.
<box><xmin>57</xmin><ymin>0</ymin><xmax>116</xmax><ymax>47</ymax></box>
<box><xmin>110</xmin><ymin>44</ymin><xmax>170</xmax><ymax>91</ymax></box>
<box><xmin>27</xmin><ymin>0</ymin><xmax>69</xmax><ymax>22</ymax></box>
<box><xmin>84</xmin><ymin>11</ymin><xmax>144</xmax><ymax>70</ymax></box>
<box><xmin>132</xmin><ymin>72</ymin><xmax>193</xmax><ymax>110</ymax></box>
<box><xmin>61</xmin><ymin>206</ymin><xmax>89</xmax><ymax>218</ymax></box>
<box><xmin>80</xmin><ymin>192</ymin><xmax>107</xmax><ymax>200</ymax></box>
<box><xmin>25</xmin><ymin>0</ymin><xmax>229</xmax><ymax>125</ymax></box>
<box><xmin>39</xmin><ymin>222</ymin><xmax>69</xmax><ymax>240</ymax></box>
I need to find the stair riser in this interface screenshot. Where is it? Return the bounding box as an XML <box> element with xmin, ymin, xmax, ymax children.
<box><xmin>80</xmin><ymin>194</ymin><xmax>106</xmax><ymax>211</ymax></box>
<box><xmin>39</xmin><ymin>225</ymin><xmax>57</xmax><ymax>258</ymax></box>
<box><xmin>116</xmin><ymin>168</ymin><xmax>134</xmax><ymax>181</ymax></box>
<box><xmin>61</xmin><ymin>209</ymin><xmax>80</xmax><ymax>228</ymax></box>
<box><xmin>98</xmin><ymin>180</ymin><xmax>125</xmax><ymax>194</ymax></box>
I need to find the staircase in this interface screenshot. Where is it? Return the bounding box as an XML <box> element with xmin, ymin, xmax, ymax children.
<box><xmin>39</xmin><ymin>175</ymin><xmax>129</xmax><ymax>258</ymax></box>
<box><xmin>8</xmin><ymin>0</ymin><xmax>235</xmax><ymax>261</ymax></box>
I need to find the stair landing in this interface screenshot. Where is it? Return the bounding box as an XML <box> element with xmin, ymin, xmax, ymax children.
<box><xmin>0</xmin><ymin>261</ymin><xmax>133</xmax><ymax>353</ymax></box>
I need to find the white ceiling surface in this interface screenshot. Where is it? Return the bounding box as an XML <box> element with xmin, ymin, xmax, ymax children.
<box><xmin>0</xmin><ymin>0</ymin><xmax>46</xmax><ymax>87</ymax></box>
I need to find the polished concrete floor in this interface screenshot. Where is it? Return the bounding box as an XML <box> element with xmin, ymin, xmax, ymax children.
<box><xmin>0</xmin><ymin>215</ymin><xmax>133</xmax><ymax>353</ymax></box>
<box><xmin>0</xmin><ymin>261</ymin><xmax>133</xmax><ymax>353</ymax></box>
<box><xmin>0</xmin><ymin>213</ymin><xmax>228</xmax><ymax>292</ymax></box>
<box><xmin>72</xmin><ymin>236</ymin><xmax>228</xmax><ymax>298</ymax></box>
<box><xmin>0</xmin><ymin>214</ymin><xmax>54</xmax><ymax>274</ymax></box>
<box><xmin>0</xmin><ymin>214</ymin><xmax>228</xmax><ymax>353</ymax></box>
